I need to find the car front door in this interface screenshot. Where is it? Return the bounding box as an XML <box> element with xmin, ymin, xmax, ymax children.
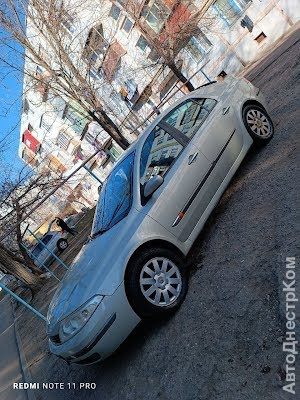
<box><xmin>138</xmin><ymin>124</ymin><xmax>211</xmax><ymax>242</ymax></box>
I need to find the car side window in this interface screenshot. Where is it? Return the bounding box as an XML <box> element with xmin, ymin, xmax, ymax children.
<box><xmin>163</xmin><ymin>98</ymin><xmax>217</xmax><ymax>140</ymax></box>
<box><xmin>140</xmin><ymin>125</ymin><xmax>184</xmax><ymax>186</ymax></box>
<box><xmin>42</xmin><ymin>235</ymin><xmax>52</xmax><ymax>245</ymax></box>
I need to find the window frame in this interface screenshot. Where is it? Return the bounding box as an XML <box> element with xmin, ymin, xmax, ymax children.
<box><xmin>121</xmin><ymin>16</ymin><xmax>134</xmax><ymax>34</ymax></box>
<box><xmin>109</xmin><ymin>3</ymin><xmax>121</xmax><ymax>20</ymax></box>
<box><xmin>212</xmin><ymin>0</ymin><xmax>251</xmax><ymax>27</ymax></box>
<box><xmin>161</xmin><ymin>98</ymin><xmax>217</xmax><ymax>142</ymax></box>
<box><xmin>185</xmin><ymin>31</ymin><xmax>212</xmax><ymax>63</ymax></box>
<box><xmin>136</xmin><ymin>35</ymin><xmax>149</xmax><ymax>52</ymax></box>
<box><xmin>138</xmin><ymin>97</ymin><xmax>218</xmax><ymax>202</ymax></box>
<box><xmin>139</xmin><ymin>125</ymin><xmax>185</xmax><ymax>203</ymax></box>
<box><xmin>56</xmin><ymin>131</ymin><xmax>70</xmax><ymax>151</ymax></box>
<box><xmin>143</xmin><ymin>0</ymin><xmax>171</xmax><ymax>34</ymax></box>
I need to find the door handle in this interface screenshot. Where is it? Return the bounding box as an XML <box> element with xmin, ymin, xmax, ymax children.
<box><xmin>188</xmin><ymin>152</ymin><xmax>198</xmax><ymax>165</ymax></box>
<box><xmin>223</xmin><ymin>106</ymin><xmax>230</xmax><ymax>115</ymax></box>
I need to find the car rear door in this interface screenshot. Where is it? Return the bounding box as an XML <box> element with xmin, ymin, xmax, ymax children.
<box><xmin>162</xmin><ymin>95</ymin><xmax>244</xmax><ymax>191</ymax></box>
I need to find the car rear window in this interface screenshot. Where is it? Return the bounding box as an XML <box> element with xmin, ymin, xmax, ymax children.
<box><xmin>163</xmin><ymin>98</ymin><xmax>217</xmax><ymax>140</ymax></box>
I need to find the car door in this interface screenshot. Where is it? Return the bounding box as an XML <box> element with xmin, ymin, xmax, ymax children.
<box><xmin>138</xmin><ymin>123</ymin><xmax>211</xmax><ymax>242</ymax></box>
<box><xmin>163</xmin><ymin>96</ymin><xmax>244</xmax><ymax>186</ymax></box>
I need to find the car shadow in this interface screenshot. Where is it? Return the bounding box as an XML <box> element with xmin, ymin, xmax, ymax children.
<box><xmin>185</xmin><ymin>143</ymin><xmax>269</xmax><ymax>276</ymax></box>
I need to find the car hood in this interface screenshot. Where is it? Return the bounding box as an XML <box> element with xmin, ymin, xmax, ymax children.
<box><xmin>47</xmin><ymin>208</ymin><xmax>144</xmax><ymax>328</ymax></box>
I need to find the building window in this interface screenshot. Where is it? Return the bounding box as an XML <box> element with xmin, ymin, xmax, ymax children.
<box><xmin>186</xmin><ymin>31</ymin><xmax>212</xmax><ymax>62</ymax></box>
<box><xmin>109</xmin><ymin>145</ymin><xmax>122</xmax><ymax>161</ymax></box>
<box><xmin>56</xmin><ymin>131</ymin><xmax>70</xmax><ymax>151</ymax></box>
<box><xmin>136</xmin><ymin>35</ymin><xmax>149</xmax><ymax>52</ymax></box>
<box><xmin>148</xmin><ymin>48</ymin><xmax>160</xmax><ymax>62</ymax></box>
<box><xmin>156</xmin><ymin>135</ymin><xmax>164</xmax><ymax>145</ymax></box>
<box><xmin>63</xmin><ymin>105</ymin><xmax>89</xmax><ymax>135</ymax></box>
<box><xmin>83</xmin><ymin>24</ymin><xmax>108</xmax><ymax>66</ymax></box>
<box><xmin>61</xmin><ymin>11</ymin><xmax>75</xmax><ymax>34</ymax></box>
<box><xmin>50</xmin><ymin>95</ymin><xmax>66</xmax><ymax>118</ymax></box>
<box><xmin>121</xmin><ymin>17</ymin><xmax>133</xmax><ymax>33</ymax></box>
<box><xmin>36</xmin><ymin>65</ymin><xmax>43</xmax><ymax>74</ymax></box>
<box><xmin>143</xmin><ymin>0</ymin><xmax>171</xmax><ymax>34</ymax></box>
<box><xmin>255</xmin><ymin>32</ymin><xmax>267</xmax><ymax>44</ymax></box>
<box><xmin>160</xmin><ymin>149</ymin><xmax>169</xmax><ymax>160</ymax></box>
<box><xmin>109</xmin><ymin>4</ymin><xmax>121</xmax><ymax>20</ymax></box>
<box><xmin>213</xmin><ymin>0</ymin><xmax>251</xmax><ymax>27</ymax></box>
<box><xmin>218</xmin><ymin>70</ymin><xmax>227</xmax><ymax>78</ymax></box>
<box><xmin>22</xmin><ymin>98</ymin><xmax>30</xmax><ymax>115</ymax></box>
<box><xmin>39</xmin><ymin>115</ymin><xmax>51</xmax><ymax>132</ymax></box>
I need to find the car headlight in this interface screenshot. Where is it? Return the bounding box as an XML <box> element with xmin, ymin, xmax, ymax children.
<box><xmin>59</xmin><ymin>295</ymin><xmax>103</xmax><ymax>343</ymax></box>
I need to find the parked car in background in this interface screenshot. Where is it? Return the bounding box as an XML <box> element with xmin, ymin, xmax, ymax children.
<box><xmin>47</xmin><ymin>77</ymin><xmax>274</xmax><ymax>365</ymax></box>
<box><xmin>31</xmin><ymin>231</ymin><xmax>69</xmax><ymax>267</ymax></box>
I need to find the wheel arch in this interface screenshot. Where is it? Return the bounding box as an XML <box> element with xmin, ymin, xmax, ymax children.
<box><xmin>124</xmin><ymin>239</ymin><xmax>184</xmax><ymax>283</ymax></box>
<box><xmin>242</xmin><ymin>99</ymin><xmax>266</xmax><ymax>112</ymax></box>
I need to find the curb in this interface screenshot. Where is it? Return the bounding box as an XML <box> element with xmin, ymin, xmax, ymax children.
<box><xmin>11</xmin><ymin>299</ymin><xmax>36</xmax><ymax>400</ymax></box>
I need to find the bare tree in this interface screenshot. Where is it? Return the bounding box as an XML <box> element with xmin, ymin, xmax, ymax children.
<box><xmin>122</xmin><ymin>0</ymin><xmax>215</xmax><ymax>92</ymax></box>
<box><xmin>0</xmin><ymin>0</ymin><xmax>131</xmax><ymax>149</ymax></box>
<box><xmin>0</xmin><ymin>169</ymin><xmax>64</xmax><ymax>287</ymax></box>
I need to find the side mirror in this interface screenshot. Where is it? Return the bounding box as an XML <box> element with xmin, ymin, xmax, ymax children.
<box><xmin>143</xmin><ymin>175</ymin><xmax>164</xmax><ymax>199</ymax></box>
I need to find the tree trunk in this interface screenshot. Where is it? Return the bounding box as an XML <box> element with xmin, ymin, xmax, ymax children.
<box><xmin>0</xmin><ymin>248</ymin><xmax>42</xmax><ymax>289</ymax></box>
<box><xmin>15</xmin><ymin>205</ymin><xmax>42</xmax><ymax>276</ymax></box>
<box><xmin>90</xmin><ymin>110</ymin><xmax>130</xmax><ymax>150</ymax></box>
<box><xmin>168</xmin><ymin>62</ymin><xmax>195</xmax><ymax>92</ymax></box>
<box><xmin>0</xmin><ymin>242</ymin><xmax>39</xmax><ymax>273</ymax></box>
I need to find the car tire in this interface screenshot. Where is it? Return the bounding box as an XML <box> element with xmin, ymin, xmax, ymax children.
<box><xmin>57</xmin><ymin>238</ymin><xmax>68</xmax><ymax>251</ymax></box>
<box><xmin>242</xmin><ymin>104</ymin><xmax>274</xmax><ymax>145</ymax></box>
<box><xmin>125</xmin><ymin>247</ymin><xmax>188</xmax><ymax>318</ymax></box>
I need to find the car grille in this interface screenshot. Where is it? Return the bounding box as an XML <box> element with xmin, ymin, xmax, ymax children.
<box><xmin>50</xmin><ymin>334</ymin><xmax>61</xmax><ymax>345</ymax></box>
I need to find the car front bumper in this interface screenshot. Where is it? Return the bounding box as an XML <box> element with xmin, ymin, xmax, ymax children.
<box><xmin>48</xmin><ymin>282</ymin><xmax>141</xmax><ymax>365</ymax></box>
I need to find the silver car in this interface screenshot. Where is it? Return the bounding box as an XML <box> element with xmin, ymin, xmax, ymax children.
<box><xmin>47</xmin><ymin>77</ymin><xmax>274</xmax><ymax>365</ymax></box>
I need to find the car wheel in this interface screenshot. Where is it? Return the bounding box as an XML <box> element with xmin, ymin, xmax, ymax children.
<box><xmin>242</xmin><ymin>104</ymin><xmax>274</xmax><ymax>145</ymax></box>
<box><xmin>126</xmin><ymin>247</ymin><xmax>188</xmax><ymax>318</ymax></box>
<box><xmin>57</xmin><ymin>238</ymin><xmax>68</xmax><ymax>251</ymax></box>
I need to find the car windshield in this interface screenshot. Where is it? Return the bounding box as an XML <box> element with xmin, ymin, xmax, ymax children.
<box><xmin>91</xmin><ymin>152</ymin><xmax>134</xmax><ymax>237</ymax></box>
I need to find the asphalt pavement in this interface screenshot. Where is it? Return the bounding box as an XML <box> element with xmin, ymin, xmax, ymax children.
<box><xmin>0</xmin><ymin>296</ymin><xmax>28</xmax><ymax>400</ymax></box>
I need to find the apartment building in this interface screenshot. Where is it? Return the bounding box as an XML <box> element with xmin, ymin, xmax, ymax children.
<box><xmin>18</xmin><ymin>0</ymin><xmax>298</xmax><ymax>212</ymax></box>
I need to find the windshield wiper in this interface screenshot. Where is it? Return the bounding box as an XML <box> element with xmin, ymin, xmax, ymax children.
<box><xmin>91</xmin><ymin>227</ymin><xmax>110</xmax><ymax>239</ymax></box>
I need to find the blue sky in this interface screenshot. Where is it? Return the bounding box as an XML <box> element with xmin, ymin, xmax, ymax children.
<box><xmin>0</xmin><ymin>30</ymin><xmax>26</xmax><ymax>179</ymax></box>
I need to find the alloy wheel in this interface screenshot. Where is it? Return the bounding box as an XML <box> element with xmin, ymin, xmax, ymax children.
<box><xmin>246</xmin><ymin>109</ymin><xmax>272</xmax><ymax>138</ymax></box>
<box><xmin>58</xmin><ymin>240</ymin><xmax>68</xmax><ymax>250</ymax></box>
<box><xmin>139</xmin><ymin>257</ymin><xmax>182</xmax><ymax>307</ymax></box>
